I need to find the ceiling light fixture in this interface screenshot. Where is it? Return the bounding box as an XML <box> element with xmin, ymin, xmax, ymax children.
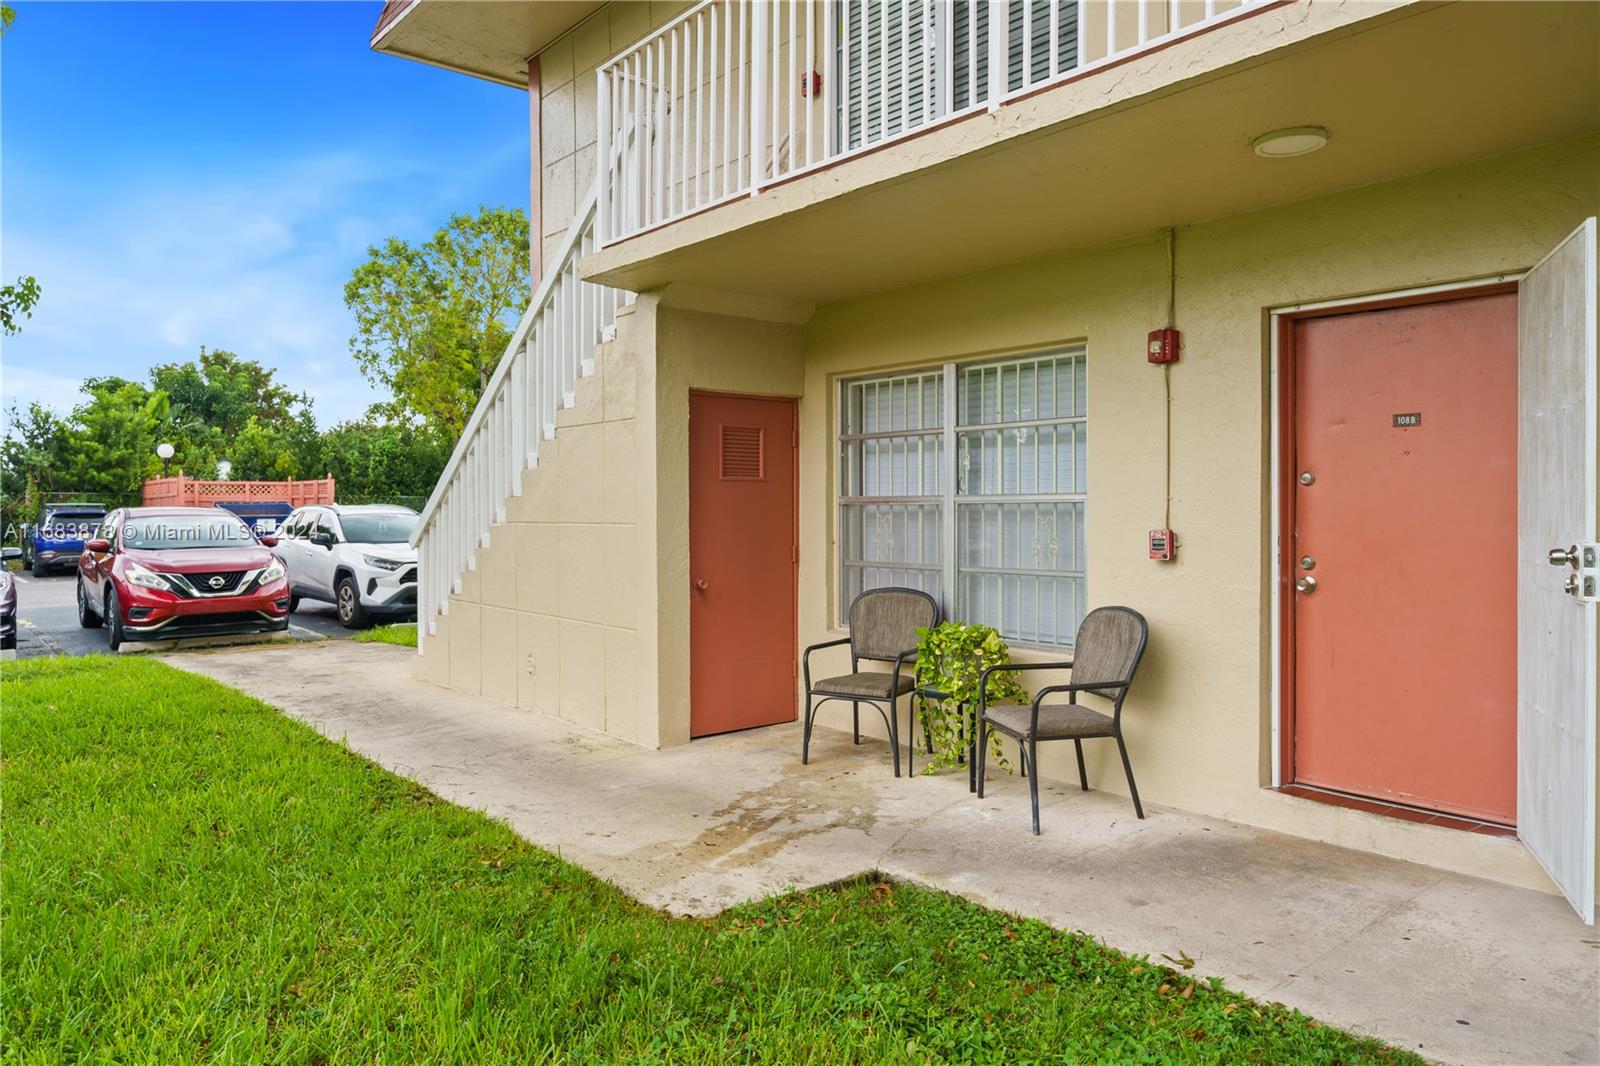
<box><xmin>1252</xmin><ymin>126</ymin><xmax>1329</xmax><ymax>158</ymax></box>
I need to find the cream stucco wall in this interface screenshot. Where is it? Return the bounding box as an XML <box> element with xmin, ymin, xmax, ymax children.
<box><xmin>414</xmin><ymin>297</ymin><xmax>662</xmax><ymax>746</ymax></box>
<box><xmin>790</xmin><ymin>133</ymin><xmax>1600</xmax><ymax>897</ymax></box>
<box><xmin>535</xmin><ymin>2</ymin><xmax>694</xmax><ymax>271</ymax></box>
<box><xmin>651</xmin><ymin>306</ymin><xmax>807</xmax><ymax>746</ymax></box>
<box><xmin>419</xmin><ymin>132</ymin><xmax>1598</xmax><ymax>901</ymax></box>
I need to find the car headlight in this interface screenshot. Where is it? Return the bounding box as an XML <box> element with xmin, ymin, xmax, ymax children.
<box><xmin>362</xmin><ymin>555</ymin><xmax>403</xmax><ymax>571</ymax></box>
<box><xmin>258</xmin><ymin>561</ymin><xmax>286</xmax><ymax>585</ymax></box>
<box><xmin>125</xmin><ymin>563</ymin><xmax>172</xmax><ymax>591</ymax></box>
<box><xmin>0</xmin><ymin>571</ymin><xmax>11</xmax><ymax>594</ymax></box>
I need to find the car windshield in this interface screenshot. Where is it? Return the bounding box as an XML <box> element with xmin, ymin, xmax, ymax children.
<box><xmin>339</xmin><ymin>512</ymin><xmax>418</xmax><ymax>544</ymax></box>
<box><xmin>44</xmin><ymin>511</ymin><xmax>104</xmax><ymax>529</ymax></box>
<box><xmin>120</xmin><ymin>515</ymin><xmax>258</xmax><ymax>550</ymax></box>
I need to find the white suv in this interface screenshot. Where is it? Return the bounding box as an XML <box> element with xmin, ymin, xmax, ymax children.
<box><xmin>275</xmin><ymin>504</ymin><xmax>419</xmax><ymax>628</ymax></box>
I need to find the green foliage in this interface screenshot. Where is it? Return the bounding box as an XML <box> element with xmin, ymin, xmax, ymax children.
<box><xmin>345</xmin><ymin>206</ymin><xmax>530</xmax><ymax>435</ymax></box>
<box><xmin>1</xmin><ymin>655</ymin><xmax>1416</xmax><ymax>1064</ymax></box>
<box><xmin>0</xmin><ymin>274</ymin><xmax>40</xmax><ymax>335</ymax></box>
<box><xmin>320</xmin><ymin>419</ymin><xmax>453</xmax><ymax>502</ymax></box>
<box><xmin>0</xmin><ymin>349</ymin><xmax>453</xmax><ymax>541</ymax></box>
<box><xmin>56</xmin><ymin>379</ymin><xmax>169</xmax><ymax>496</ymax></box>
<box><xmin>152</xmin><ymin>346</ymin><xmax>306</xmax><ymax>438</ymax></box>
<box><xmin>914</xmin><ymin>621</ymin><xmax>1028</xmax><ymax>774</ymax></box>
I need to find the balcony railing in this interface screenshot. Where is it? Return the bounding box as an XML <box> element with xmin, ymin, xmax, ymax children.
<box><xmin>597</xmin><ymin>0</ymin><xmax>1270</xmax><ymax>246</ymax></box>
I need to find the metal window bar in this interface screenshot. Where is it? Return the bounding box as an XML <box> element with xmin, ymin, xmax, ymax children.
<box><xmin>838</xmin><ymin>346</ymin><xmax>1085</xmax><ymax>646</ymax></box>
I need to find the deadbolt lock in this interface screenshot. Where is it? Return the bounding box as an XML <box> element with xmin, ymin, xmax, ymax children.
<box><xmin>1299</xmin><ymin>555</ymin><xmax>1316</xmax><ymax>571</ymax></box>
<box><xmin>1295</xmin><ymin>576</ymin><xmax>1317</xmax><ymax>594</ymax></box>
<box><xmin>1299</xmin><ymin>471</ymin><xmax>1316</xmax><ymax>487</ymax></box>
<box><xmin>1554</xmin><ymin>542</ymin><xmax>1600</xmax><ymax>603</ymax></box>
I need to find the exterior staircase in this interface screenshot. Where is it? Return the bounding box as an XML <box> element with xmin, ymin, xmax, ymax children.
<box><xmin>411</xmin><ymin>186</ymin><xmax>625</xmax><ymax>640</ymax></box>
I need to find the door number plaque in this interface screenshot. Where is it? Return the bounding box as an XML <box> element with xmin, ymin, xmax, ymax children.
<box><xmin>1392</xmin><ymin>412</ymin><xmax>1421</xmax><ymax>428</ymax></box>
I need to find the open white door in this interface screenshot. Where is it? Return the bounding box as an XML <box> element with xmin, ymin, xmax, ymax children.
<box><xmin>1518</xmin><ymin>217</ymin><xmax>1598</xmax><ymax>923</ymax></box>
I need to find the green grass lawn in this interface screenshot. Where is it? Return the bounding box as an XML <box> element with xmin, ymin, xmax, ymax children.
<box><xmin>2</xmin><ymin>656</ymin><xmax>1418</xmax><ymax>1064</ymax></box>
<box><xmin>352</xmin><ymin>622</ymin><xmax>418</xmax><ymax>647</ymax></box>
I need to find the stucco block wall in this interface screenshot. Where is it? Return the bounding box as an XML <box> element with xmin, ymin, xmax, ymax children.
<box><xmin>794</xmin><ymin>134</ymin><xmax>1600</xmax><ymax>894</ymax></box>
<box><xmin>414</xmin><ymin>297</ymin><xmax>662</xmax><ymax>745</ymax></box>
<box><xmin>418</xmin><ymin>132</ymin><xmax>1595</xmax><ymax>897</ymax></box>
<box><xmin>536</xmin><ymin>2</ymin><xmax>695</xmax><ymax>270</ymax></box>
<box><xmin>651</xmin><ymin>306</ymin><xmax>807</xmax><ymax>746</ymax></box>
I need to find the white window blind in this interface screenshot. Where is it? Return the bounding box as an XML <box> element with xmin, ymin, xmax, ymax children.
<box><xmin>839</xmin><ymin>348</ymin><xmax>1087</xmax><ymax>647</ymax></box>
<box><xmin>837</xmin><ymin>1</ymin><xmax>1080</xmax><ymax>152</ymax></box>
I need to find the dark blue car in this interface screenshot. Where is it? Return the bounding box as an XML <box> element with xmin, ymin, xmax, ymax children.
<box><xmin>21</xmin><ymin>502</ymin><xmax>107</xmax><ymax>576</ymax></box>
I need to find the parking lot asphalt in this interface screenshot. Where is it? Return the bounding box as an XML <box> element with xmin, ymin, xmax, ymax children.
<box><xmin>5</xmin><ymin>569</ymin><xmax>361</xmax><ymax>659</ymax></box>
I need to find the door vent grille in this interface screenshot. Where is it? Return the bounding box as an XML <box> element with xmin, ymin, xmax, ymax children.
<box><xmin>720</xmin><ymin>425</ymin><xmax>765</xmax><ymax>481</ymax></box>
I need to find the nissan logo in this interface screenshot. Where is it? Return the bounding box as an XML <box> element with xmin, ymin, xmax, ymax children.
<box><xmin>208</xmin><ymin>576</ymin><xmax>226</xmax><ymax>589</ymax></box>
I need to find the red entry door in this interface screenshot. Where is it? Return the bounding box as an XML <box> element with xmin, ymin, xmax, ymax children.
<box><xmin>1289</xmin><ymin>291</ymin><xmax>1518</xmax><ymax>823</ymax></box>
<box><xmin>689</xmin><ymin>392</ymin><xmax>798</xmax><ymax>738</ymax></box>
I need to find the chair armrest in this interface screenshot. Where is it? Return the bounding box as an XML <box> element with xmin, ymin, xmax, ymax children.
<box><xmin>977</xmin><ymin>660</ymin><xmax>1074</xmax><ymax>712</ymax></box>
<box><xmin>802</xmin><ymin>637</ymin><xmax>852</xmax><ymax>690</ymax></box>
<box><xmin>1031</xmin><ymin>679</ymin><xmax>1132</xmax><ymax>704</ymax></box>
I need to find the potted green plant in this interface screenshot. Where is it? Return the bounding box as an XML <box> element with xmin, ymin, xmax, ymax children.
<box><xmin>913</xmin><ymin>621</ymin><xmax>1027</xmax><ymax>774</ymax></box>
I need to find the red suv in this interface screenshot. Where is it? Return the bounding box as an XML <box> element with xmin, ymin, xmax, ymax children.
<box><xmin>77</xmin><ymin>506</ymin><xmax>291</xmax><ymax>651</ymax></box>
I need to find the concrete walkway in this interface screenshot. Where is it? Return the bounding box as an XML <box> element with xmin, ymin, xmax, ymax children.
<box><xmin>170</xmin><ymin>642</ymin><xmax>1599</xmax><ymax>1066</ymax></box>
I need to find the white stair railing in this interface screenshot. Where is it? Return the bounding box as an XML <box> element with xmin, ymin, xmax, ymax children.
<box><xmin>411</xmin><ymin>186</ymin><xmax>625</xmax><ymax>645</ymax></box>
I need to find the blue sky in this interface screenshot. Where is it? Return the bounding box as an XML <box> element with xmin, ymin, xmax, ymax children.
<box><xmin>1</xmin><ymin>1</ymin><xmax>529</xmax><ymax>429</ymax></box>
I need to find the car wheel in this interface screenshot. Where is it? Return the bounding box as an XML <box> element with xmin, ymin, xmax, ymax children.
<box><xmin>31</xmin><ymin>554</ymin><xmax>46</xmax><ymax>577</ymax></box>
<box><xmin>336</xmin><ymin>576</ymin><xmax>371</xmax><ymax>629</ymax></box>
<box><xmin>288</xmin><ymin>593</ymin><xmax>301</xmax><ymax>613</ymax></box>
<box><xmin>105</xmin><ymin>588</ymin><xmax>124</xmax><ymax>651</ymax></box>
<box><xmin>77</xmin><ymin>578</ymin><xmax>102</xmax><ymax>628</ymax></box>
<box><xmin>0</xmin><ymin>632</ymin><xmax>13</xmax><ymax>651</ymax></box>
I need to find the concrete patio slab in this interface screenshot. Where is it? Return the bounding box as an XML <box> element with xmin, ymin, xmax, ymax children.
<box><xmin>169</xmin><ymin>641</ymin><xmax>1600</xmax><ymax>1066</ymax></box>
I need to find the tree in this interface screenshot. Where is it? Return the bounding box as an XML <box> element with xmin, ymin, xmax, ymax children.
<box><xmin>344</xmin><ymin>206</ymin><xmax>530</xmax><ymax>435</ymax></box>
<box><xmin>55</xmin><ymin>380</ymin><xmax>170</xmax><ymax>497</ymax></box>
<box><xmin>0</xmin><ymin>275</ymin><xmax>40</xmax><ymax>335</ymax></box>
<box><xmin>146</xmin><ymin>348</ymin><xmax>321</xmax><ymax>479</ymax></box>
<box><xmin>152</xmin><ymin>347</ymin><xmax>307</xmax><ymax>438</ymax></box>
<box><xmin>1</xmin><ymin>403</ymin><xmax>68</xmax><ymax>496</ymax></box>
<box><xmin>0</xmin><ymin>8</ymin><xmax>41</xmax><ymax>337</ymax></box>
<box><xmin>319</xmin><ymin>420</ymin><xmax>453</xmax><ymax>502</ymax></box>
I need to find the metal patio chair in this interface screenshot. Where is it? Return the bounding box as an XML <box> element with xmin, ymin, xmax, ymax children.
<box><xmin>976</xmin><ymin>606</ymin><xmax>1150</xmax><ymax>833</ymax></box>
<box><xmin>801</xmin><ymin>587</ymin><xmax>940</xmax><ymax>778</ymax></box>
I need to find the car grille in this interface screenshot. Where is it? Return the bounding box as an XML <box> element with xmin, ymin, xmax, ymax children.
<box><xmin>169</xmin><ymin>570</ymin><xmax>249</xmax><ymax>596</ymax></box>
<box><xmin>139</xmin><ymin>612</ymin><xmax>284</xmax><ymax>638</ymax></box>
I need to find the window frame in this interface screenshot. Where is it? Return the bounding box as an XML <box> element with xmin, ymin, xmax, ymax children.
<box><xmin>836</xmin><ymin>346</ymin><xmax>1088</xmax><ymax>649</ymax></box>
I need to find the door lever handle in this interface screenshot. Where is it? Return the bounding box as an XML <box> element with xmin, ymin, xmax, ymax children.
<box><xmin>694</xmin><ymin>578</ymin><xmax>709</xmax><ymax>591</ymax></box>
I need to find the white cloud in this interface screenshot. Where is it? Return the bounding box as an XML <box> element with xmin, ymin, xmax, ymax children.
<box><xmin>2</xmin><ymin>149</ymin><xmax>455</xmax><ymax>429</ymax></box>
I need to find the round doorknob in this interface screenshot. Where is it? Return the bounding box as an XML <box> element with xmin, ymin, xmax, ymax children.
<box><xmin>1299</xmin><ymin>471</ymin><xmax>1316</xmax><ymax>486</ymax></box>
<box><xmin>694</xmin><ymin>578</ymin><xmax>709</xmax><ymax>591</ymax></box>
<box><xmin>1295</xmin><ymin>576</ymin><xmax>1317</xmax><ymax>594</ymax></box>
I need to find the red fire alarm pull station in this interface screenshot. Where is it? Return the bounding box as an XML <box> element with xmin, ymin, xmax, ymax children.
<box><xmin>799</xmin><ymin>70</ymin><xmax>822</xmax><ymax>97</ymax></box>
<box><xmin>1147</xmin><ymin>327</ymin><xmax>1180</xmax><ymax>364</ymax></box>
<box><xmin>1149</xmin><ymin>528</ymin><xmax>1176</xmax><ymax>561</ymax></box>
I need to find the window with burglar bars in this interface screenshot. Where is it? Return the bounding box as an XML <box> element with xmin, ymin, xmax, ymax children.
<box><xmin>838</xmin><ymin>348</ymin><xmax>1087</xmax><ymax>647</ymax></box>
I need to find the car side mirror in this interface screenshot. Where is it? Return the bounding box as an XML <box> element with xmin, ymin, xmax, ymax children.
<box><xmin>85</xmin><ymin>538</ymin><xmax>112</xmax><ymax>553</ymax></box>
<box><xmin>312</xmin><ymin>531</ymin><xmax>335</xmax><ymax>549</ymax></box>
<box><xmin>259</xmin><ymin>535</ymin><xmax>279</xmax><ymax>548</ymax></box>
<box><xmin>1</xmin><ymin>546</ymin><xmax>19</xmax><ymax>560</ymax></box>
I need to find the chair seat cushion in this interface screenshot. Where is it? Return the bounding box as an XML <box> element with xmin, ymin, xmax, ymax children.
<box><xmin>984</xmin><ymin>701</ymin><xmax>1113</xmax><ymax>739</ymax></box>
<box><xmin>812</xmin><ymin>672</ymin><xmax>915</xmax><ymax>699</ymax></box>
